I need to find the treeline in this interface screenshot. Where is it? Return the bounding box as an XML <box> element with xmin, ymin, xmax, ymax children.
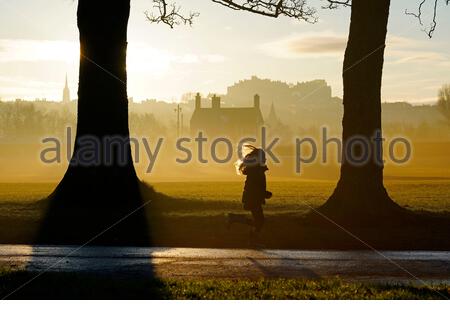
<box><xmin>1</xmin><ymin>99</ymin><xmax>449</xmax><ymax>143</ymax></box>
<box><xmin>0</xmin><ymin>101</ymin><xmax>75</xmax><ymax>140</ymax></box>
<box><xmin>0</xmin><ymin>101</ymin><xmax>167</xmax><ymax>141</ymax></box>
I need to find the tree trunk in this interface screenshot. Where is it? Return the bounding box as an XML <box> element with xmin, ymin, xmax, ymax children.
<box><xmin>320</xmin><ymin>0</ymin><xmax>404</xmax><ymax>220</ymax></box>
<box><xmin>41</xmin><ymin>0</ymin><xmax>151</xmax><ymax>244</ymax></box>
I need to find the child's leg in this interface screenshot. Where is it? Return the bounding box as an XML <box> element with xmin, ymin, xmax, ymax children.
<box><xmin>250</xmin><ymin>206</ymin><xmax>264</xmax><ymax>232</ymax></box>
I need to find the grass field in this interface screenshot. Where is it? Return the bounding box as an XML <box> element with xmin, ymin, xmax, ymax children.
<box><xmin>0</xmin><ymin>269</ymin><xmax>448</xmax><ymax>299</ymax></box>
<box><xmin>1</xmin><ymin>179</ymin><xmax>450</xmax><ymax>214</ymax></box>
<box><xmin>152</xmin><ymin>179</ymin><xmax>450</xmax><ymax>213</ymax></box>
<box><xmin>0</xmin><ymin>180</ymin><xmax>449</xmax><ymax>300</ymax></box>
<box><xmin>0</xmin><ymin>179</ymin><xmax>449</xmax><ymax>249</ymax></box>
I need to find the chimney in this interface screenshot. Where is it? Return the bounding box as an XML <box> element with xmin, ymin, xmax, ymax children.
<box><xmin>253</xmin><ymin>94</ymin><xmax>260</xmax><ymax>108</ymax></box>
<box><xmin>195</xmin><ymin>92</ymin><xmax>201</xmax><ymax>109</ymax></box>
<box><xmin>212</xmin><ymin>94</ymin><xmax>221</xmax><ymax>109</ymax></box>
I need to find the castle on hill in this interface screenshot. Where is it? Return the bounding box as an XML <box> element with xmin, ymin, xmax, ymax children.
<box><xmin>225</xmin><ymin>75</ymin><xmax>332</xmax><ymax>108</ymax></box>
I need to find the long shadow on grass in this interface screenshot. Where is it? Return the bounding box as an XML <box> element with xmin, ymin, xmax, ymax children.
<box><xmin>1</xmin><ymin>270</ymin><xmax>174</xmax><ymax>299</ymax></box>
<box><xmin>2</xmin><ymin>183</ymin><xmax>450</xmax><ymax>250</ymax></box>
<box><xmin>21</xmin><ymin>183</ymin><xmax>180</xmax><ymax>299</ymax></box>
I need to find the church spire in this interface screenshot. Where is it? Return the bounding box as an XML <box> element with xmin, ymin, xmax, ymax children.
<box><xmin>63</xmin><ymin>73</ymin><xmax>70</xmax><ymax>104</ymax></box>
<box><xmin>267</xmin><ymin>102</ymin><xmax>280</xmax><ymax>127</ymax></box>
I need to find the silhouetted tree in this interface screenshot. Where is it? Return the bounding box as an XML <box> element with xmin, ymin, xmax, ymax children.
<box><xmin>317</xmin><ymin>0</ymin><xmax>400</xmax><ymax>218</ymax></box>
<box><xmin>49</xmin><ymin>1</ymin><xmax>143</xmax><ymax>213</ymax></box>
<box><xmin>42</xmin><ymin>0</ymin><xmax>159</xmax><ymax>245</ymax></box>
<box><xmin>319</xmin><ymin>0</ymin><xmax>448</xmax><ymax>219</ymax></box>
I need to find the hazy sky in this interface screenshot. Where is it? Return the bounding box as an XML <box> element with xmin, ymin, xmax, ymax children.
<box><xmin>0</xmin><ymin>0</ymin><xmax>449</xmax><ymax>103</ymax></box>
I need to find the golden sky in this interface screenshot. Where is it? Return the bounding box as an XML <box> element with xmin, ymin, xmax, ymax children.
<box><xmin>0</xmin><ymin>0</ymin><xmax>449</xmax><ymax>103</ymax></box>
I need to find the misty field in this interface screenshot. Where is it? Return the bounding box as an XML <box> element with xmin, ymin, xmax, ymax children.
<box><xmin>0</xmin><ymin>179</ymin><xmax>449</xmax><ymax>249</ymax></box>
<box><xmin>1</xmin><ymin>179</ymin><xmax>450</xmax><ymax>215</ymax></box>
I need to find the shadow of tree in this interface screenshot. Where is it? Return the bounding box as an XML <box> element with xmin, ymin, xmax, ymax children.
<box><xmin>1</xmin><ymin>183</ymin><xmax>450</xmax><ymax>250</ymax></box>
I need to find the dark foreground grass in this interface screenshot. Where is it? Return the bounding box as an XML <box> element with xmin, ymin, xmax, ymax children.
<box><xmin>2</xmin><ymin>210</ymin><xmax>450</xmax><ymax>249</ymax></box>
<box><xmin>1</xmin><ymin>182</ymin><xmax>450</xmax><ymax>249</ymax></box>
<box><xmin>1</xmin><ymin>270</ymin><xmax>448</xmax><ymax>299</ymax></box>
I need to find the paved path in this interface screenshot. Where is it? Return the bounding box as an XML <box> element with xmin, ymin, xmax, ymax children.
<box><xmin>0</xmin><ymin>245</ymin><xmax>449</xmax><ymax>284</ymax></box>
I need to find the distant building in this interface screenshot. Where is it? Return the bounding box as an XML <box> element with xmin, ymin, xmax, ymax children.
<box><xmin>190</xmin><ymin>93</ymin><xmax>264</xmax><ymax>139</ymax></box>
<box><xmin>266</xmin><ymin>102</ymin><xmax>281</xmax><ymax>128</ymax></box>
<box><xmin>62</xmin><ymin>74</ymin><xmax>70</xmax><ymax>104</ymax></box>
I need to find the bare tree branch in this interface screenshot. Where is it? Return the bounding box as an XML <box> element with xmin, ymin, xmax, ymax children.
<box><xmin>145</xmin><ymin>0</ymin><xmax>199</xmax><ymax>29</ymax></box>
<box><xmin>324</xmin><ymin>0</ymin><xmax>449</xmax><ymax>38</ymax></box>
<box><xmin>146</xmin><ymin>0</ymin><xmax>318</xmax><ymax>27</ymax></box>
<box><xmin>405</xmin><ymin>0</ymin><xmax>449</xmax><ymax>38</ymax></box>
<box><xmin>211</xmin><ymin>0</ymin><xmax>317</xmax><ymax>22</ymax></box>
<box><xmin>146</xmin><ymin>0</ymin><xmax>449</xmax><ymax>35</ymax></box>
<box><xmin>323</xmin><ymin>0</ymin><xmax>351</xmax><ymax>10</ymax></box>
<box><xmin>405</xmin><ymin>0</ymin><xmax>426</xmax><ymax>26</ymax></box>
